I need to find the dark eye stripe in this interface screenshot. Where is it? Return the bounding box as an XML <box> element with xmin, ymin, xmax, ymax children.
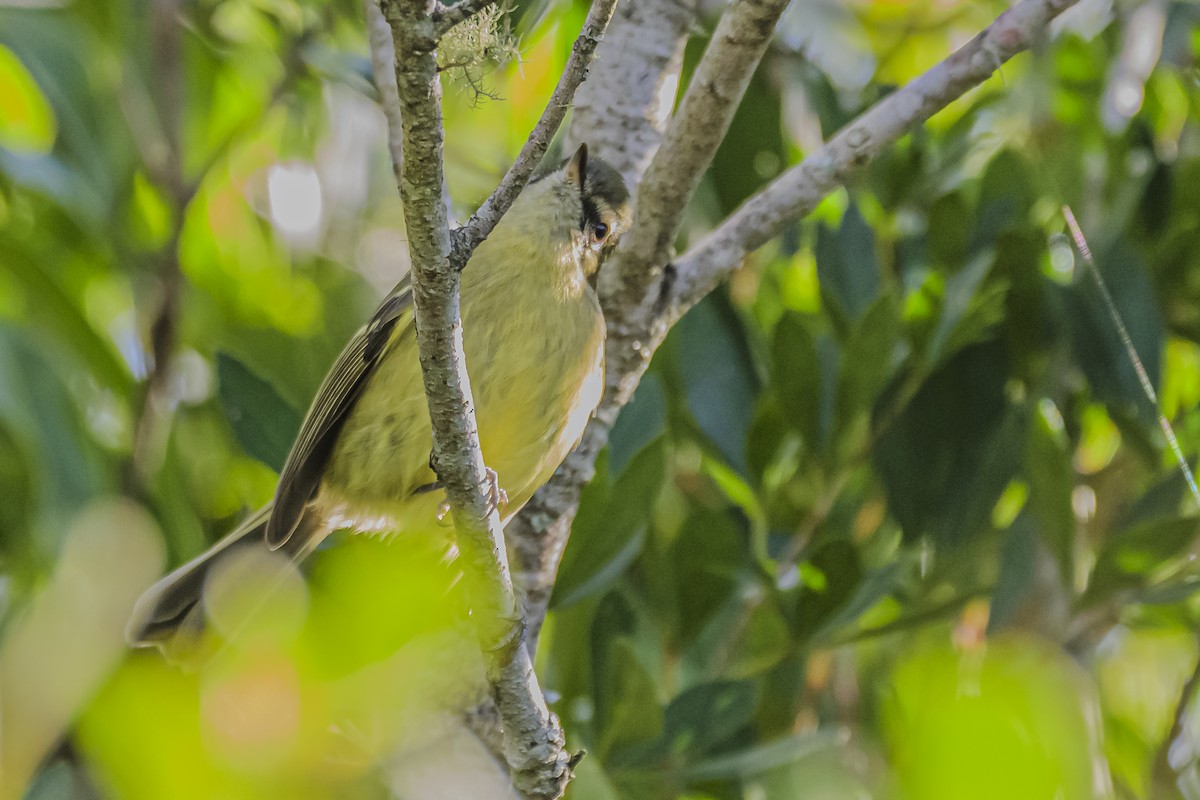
<box><xmin>581</xmin><ymin>196</ymin><xmax>602</xmax><ymax>233</ymax></box>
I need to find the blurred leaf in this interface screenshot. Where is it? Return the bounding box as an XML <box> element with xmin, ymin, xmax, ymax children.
<box><xmin>609</xmin><ymin>372</ymin><xmax>667</xmax><ymax>476</ymax></box>
<box><xmin>1024</xmin><ymin>404</ymin><xmax>1075</xmax><ymax>586</ymax></box>
<box><xmin>215</xmin><ymin>353</ymin><xmax>301</xmax><ymax>473</ymax></box>
<box><xmin>672</xmin><ymin>509</ymin><xmax>746</xmax><ymax>646</ymax></box>
<box><xmin>927</xmin><ymin>249</ymin><xmax>1000</xmax><ymax>365</ymax></box>
<box><xmin>969</xmin><ymin>149</ymin><xmax>1034</xmax><ymax>251</ymax></box>
<box><xmin>0</xmin><ymin>327</ymin><xmax>110</xmax><ymax>560</ymax></box>
<box><xmin>613</xmin><ymin>680</ymin><xmax>759</xmax><ymax>769</ymax></box>
<box><xmin>989</xmin><ymin>511</ymin><xmax>1038</xmax><ymax>632</ymax></box>
<box><xmin>679</xmin><ymin>731</ymin><xmax>840</xmax><ymax>782</ymax></box>
<box><xmin>1063</xmin><ymin>244</ymin><xmax>1164</xmax><ymax>429</ymax></box>
<box><xmin>874</xmin><ymin>341</ymin><xmax>1024</xmax><ymax>547</ymax></box>
<box><xmin>836</xmin><ymin>292</ymin><xmax>902</xmax><ymax>443</ymax></box>
<box><xmin>794</xmin><ymin>540</ymin><xmax>863</xmax><ymax>644</ymax></box>
<box><xmin>771</xmin><ymin>312</ymin><xmax>821</xmax><ymax>449</ymax></box>
<box><xmin>596</xmin><ymin>638</ymin><xmax>663</xmax><ymax>760</ymax></box>
<box><xmin>676</xmin><ymin>293</ymin><xmax>761</xmax><ymax>474</ymax></box>
<box><xmin>816</xmin><ymin>202</ymin><xmax>880</xmax><ymax>325</ymax></box>
<box><xmin>1085</xmin><ymin>516</ymin><xmax>1199</xmax><ymax>603</ymax></box>
<box><xmin>554</xmin><ymin>441</ymin><xmax>666</xmax><ymax>608</ymax></box>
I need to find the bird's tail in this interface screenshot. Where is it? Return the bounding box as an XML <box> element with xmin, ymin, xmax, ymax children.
<box><xmin>125</xmin><ymin>503</ymin><xmax>316</xmax><ymax>658</ymax></box>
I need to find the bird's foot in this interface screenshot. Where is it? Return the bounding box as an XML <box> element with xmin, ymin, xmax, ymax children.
<box><xmin>431</xmin><ymin>468</ymin><xmax>507</xmax><ymax>525</ymax></box>
<box><xmin>483</xmin><ymin>467</ymin><xmax>508</xmax><ymax>515</ymax></box>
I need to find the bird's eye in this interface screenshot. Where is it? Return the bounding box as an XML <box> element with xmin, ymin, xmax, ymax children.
<box><xmin>592</xmin><ymin>223</ymin><xmax>609</xmax><ymax>243</ymax></box>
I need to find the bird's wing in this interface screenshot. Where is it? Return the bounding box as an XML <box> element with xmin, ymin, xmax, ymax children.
<box><xmin>266</xmin><ymin>276</ymin><xmax>414</xmax><ymax>548</ymax></box>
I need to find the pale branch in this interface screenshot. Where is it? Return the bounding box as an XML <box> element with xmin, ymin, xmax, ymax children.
<box><xmin>564</xmin><ymin>0</ymin><xmax>698</xmax><ymax>185</ymax></box>
<box><xmin>377</xmin><ymin>0</ymin><xmax>568</xmax><ymax>798</ymax></box>
<box><xmin>512</xmin><ymin>0</ymin><xmax>1084</xmax><ymax>646</ymax></box>
<box><xmin>449</xmin><ymin>0</ymin><xmax>619</xmax><ymax>269</ymax></box>
<box><xmin>667</xmin><ymin>0</ymin><xmax>1082</xmax><ymax>319</ymax></box>
<box><xmin>508</xmin><ymin>0</ymin><xmax>698</xmax><ymax>652</ymax></box>
<box><xmin>432</xmin><ymin>0</ymin><xmax>497</xmax><ymax>38</ymax></box>
<box><xmin>603</xmin><ymin>0</ymin><xmax>791</xmax><ymax>313</ymax></box>
<box><xmin>366</xmin><ymin>0</ymin><xmax>405</xmax><ymax>187</ymax></box>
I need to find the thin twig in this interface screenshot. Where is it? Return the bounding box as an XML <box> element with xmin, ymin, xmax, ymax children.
<box><xmin>432</xmin><ymin>0</ymin><xmax>497</xmax><ymax>38</ymax></box>
<box><xmin>448</xmin><ymin>0</ymin><xmax>619</xmax><ymax>270</ymax></box>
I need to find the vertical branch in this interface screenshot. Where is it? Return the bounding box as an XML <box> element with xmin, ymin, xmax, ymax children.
<box><xmin>508</xmin><ymin>0</ymin><xmax>698</xmax><ymax>651</ymax></box>
<box><xmin>377</xmin><ymin>0</ymin><xmax>573</xmax><ymax>796</ymax></box>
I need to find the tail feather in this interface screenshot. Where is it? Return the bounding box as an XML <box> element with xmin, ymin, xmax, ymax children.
<box><xmin>126</xmin><ymin>504</ymin><xmax>274</xmax><ymax>650</ymax></box>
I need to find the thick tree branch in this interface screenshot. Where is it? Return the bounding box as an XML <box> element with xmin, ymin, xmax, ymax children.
<box><xmin>514</xmin><ymin>0</ymin><xmax>791</xmax><ymax>646</ymax></box>
<box><xmin>513</xmin><ymin>0</ymin><xmax>1083</xmax><ymax>647</ymax></box>
<box><xmin>377</xmin><ymin>1</ymin><xmax>568</xmax><ymax>797</ymax></box>
<box><xmin>563</xmin><ymin>0</ymin><xmax>697</xmax><ymax>184</ymax></box>
<box><xmin>668</xmin><ymin>0</ymin><xmax>1081</xmax><ymax>318</ymax></box>
<box><xmin>448</xmin><ymin>0</ymin><xmax>619</xmax><ymax>270</ymax></box>
<box><xmin>508</xmin><ymin>0</ymin><xmax>698</xmax><ymax>651</ymax></box>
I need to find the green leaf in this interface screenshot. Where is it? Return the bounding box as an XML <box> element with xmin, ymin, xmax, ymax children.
<box><xmin>1024</xmin><ymin>402</ymin><xmax>1075</xmax><ymax>586</ymax></box>
<box><xmin>215</xmin><ymin>352</ymin><xmax>302</xmax><ymax>473</ymax></box>
<box><xmin>612</xmin><ymin>680</ymin><xmax>759</xmax><ymax>769</ymax></box>
<box><xmin>1062</xmin><ymin>244</ymin><xmax>1164</xmax><ymax>429</ymax></box>
<box><xmin>816</xmin><ymin>202</ymin><xmax>880</xmax><ymax>324</ymax></box>
<box><xmin>927</xmin><ymin>249</ymin><xmax>999</xmax><ymax>365</ymax></box>
<box><xmin>609</xmin><ymin>372</ymin><xmax>667</xmax><ymax>476</ymax></box>
<box><xmin>596</xmin><ymin>638</ymin><xmax>664</xmax><ymax>759</ymax></box>
<box><xmin>1085</xmin><ymin>516</ymin><xmax>1199</xmax><ymax>603</ymax></box>
<box><xmin>794</xmin><ymin>539</ymin><xmax>862</xmax><ymax>644</ymax></box>
<box><xmin>678</xmin><ymin>731</ymin><xmax>840</xmax><ymax>782</ymax></box>
<box><xmin>835</xmin><ymin>292</ymin><xmax>902</xmax><ymax>444</ymax></box>
<box><xmin>874</xmin><ymin>341</ymin><xmax>1024</xmax><ymax>547</ymax></box>
<box><xmin>989</xmin><ymin>511</ymin><xmax>1039</xmax><ymax>632</ymax></box>
<box><xmin>676</xmin><ymin>293</ymin><xmax>761</xmax><ymax>475</ymax></box>
<box><xmin>553</xmin><ymin>441</ymin><xmax>666</xmax><ymax>608</ymax></box>
<box><xmin>771</xmin><ymin>312</ymin><xmax>821</xmax><ymax>448</ymax></box>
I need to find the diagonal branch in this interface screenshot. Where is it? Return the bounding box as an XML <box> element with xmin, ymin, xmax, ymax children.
<box><xmin>513</xmin><ymin>0</ymin><xmax>1083</xmax><ymax>646</ymax></box>
<box><xmin>668</xmin><ymin>0</ymin><xmax>1081</xmax><ymax>318</ymax></box>
<box><xmin>448</xmin><ymin>0</ymin><xmax>619</xmax><ymax>269</ymax></box>
<box><xmin>509</xmin><ymin>0</ymin><xmax>699</xmax><ymax>654</ymax></box>
<box><xmin>378</xmin><ymin>1</ymin><xmax>567</xmax><ymax>798</ymax></box>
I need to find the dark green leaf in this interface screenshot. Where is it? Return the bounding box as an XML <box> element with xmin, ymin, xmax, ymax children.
<box><xmin>216</xmin><ymin>352</ymin><xmax>302</xmax><ymax>473</ymax></box>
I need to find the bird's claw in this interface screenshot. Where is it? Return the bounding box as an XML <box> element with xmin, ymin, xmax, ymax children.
<box><xmin>432</xmin><ymin>468</ymin><xmax>506</xmax><ymax>525</ymax></box>
<box><xmin>484</xmin><ymin>467</ymin><xmax>508</xmax><ymax>515</ymax></box>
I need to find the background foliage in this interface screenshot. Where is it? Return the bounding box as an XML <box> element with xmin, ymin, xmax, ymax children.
<box><xmin>3</xmin><ymin>0</ymin><xmax>1200</xmax><ymax>798</ymax></box>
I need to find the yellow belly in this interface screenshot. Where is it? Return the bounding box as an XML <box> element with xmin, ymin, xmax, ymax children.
<box><xmin>318</xmin><ymin>273</ymin><xmax>604</xmax><ymax>535</ymax></box>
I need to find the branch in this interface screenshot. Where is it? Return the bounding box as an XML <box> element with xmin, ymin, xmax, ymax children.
<box><xmin>366</xmin><ymin>0</ymin><xmax>405</xmax><ymax>186</ymax></box>
<box><xmin>377</xmin><ymin>0</ymin><xmax>568</xmax><ymax>797</ymax></box>
<box><xmin>603</xmin><ymin>0</ymin><xmax>790</xmax><ymax>312</ymax></box>
<box><xmin>1153</xmin><ymin>638</ymin><xmax>1200</xmax><ymax>791</ymax></box>
<box><xmin>507</xmin><ymin>0</ymin><xmax>698</xmax><ymax>652</ymax></box>
<box><xmin>513</xmin><ymin>0</ymin><xmax>791</xmax><ymax>646</ymax></box>
<box><xmin>668</xmin><ymin>0</ymin><xmax>1081</xmax><ymax>318</ymax></box>
<box><xmin>564</xmin><ymin>0</ymin><xmax>697</xmax><ymax>183</ymax></box>
<box><xmin>432</xmin><ymin>0</ymin><xmax>496</xmax><ymax>38</ymax></box>
<box><xmin>512</xmin><ymin>0</ymin><xmax>1083</xmax><ymax>647</ymax></box>
<box><xmin>448</xmin><ymin>0</ymin><xmax>619</xmax><ymax>269</ymax></box>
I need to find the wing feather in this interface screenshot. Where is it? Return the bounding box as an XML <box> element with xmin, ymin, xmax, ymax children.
<box><xmin>266</xmin><ymin>277</ymin><xmax>413</xmax><ymax>548</ymax></box>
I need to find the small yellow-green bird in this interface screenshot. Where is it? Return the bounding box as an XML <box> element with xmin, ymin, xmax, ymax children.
<box><xmin>127</xmin><ymin>144</ymin><xmax>631</xmax><ymax>649</ymax></box>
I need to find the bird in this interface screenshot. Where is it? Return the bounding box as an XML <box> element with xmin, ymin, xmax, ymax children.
<box><xmin>127</xmin><ymin>144</ymin><xmax>631</xmax><ymax>652</ymax></box>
